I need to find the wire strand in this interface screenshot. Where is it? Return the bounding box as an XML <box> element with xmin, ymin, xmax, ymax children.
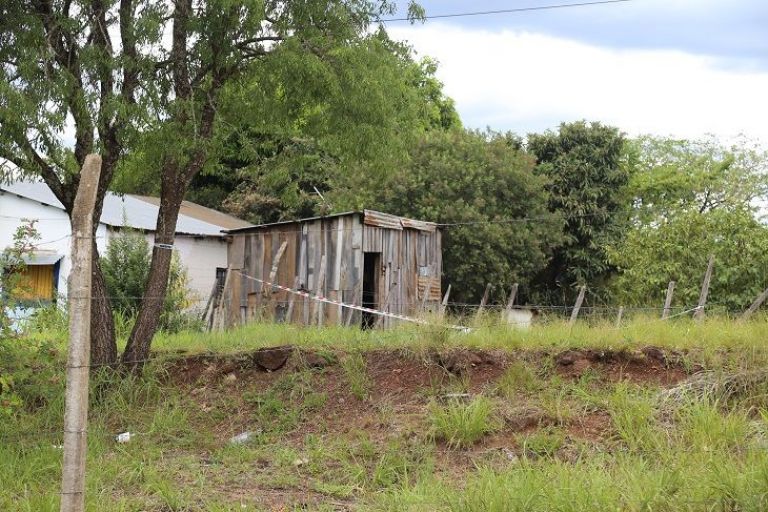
<box><xmin>380</xmin><ymin>0</ymin><xmax>634</xmax><ymax>22</ymax></box>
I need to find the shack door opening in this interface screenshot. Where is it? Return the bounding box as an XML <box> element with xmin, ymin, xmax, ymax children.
<box><xmin>362</xmin><ymin>252</ymin><xmax>381</xmax><ymax>329</ymax></box>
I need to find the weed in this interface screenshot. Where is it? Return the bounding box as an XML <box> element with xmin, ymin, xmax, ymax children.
<box><xmin>519</xmin><ymin>426</ymin><xmax>566</xmax><ymax>457</ymax></box>
<box><xmin>429</xmin><ymin>396</ymin><xmax>501</xmax><ymax>448</ymax></box>
<box><xmin>341</xmin><ymin>351</ymin><xmax>372</xmax><ymax>400</ymax></box>
<box><xmin>495</xmin><ymin>361</ymin><xmax>540</xmax><ymax>398</ymax></box>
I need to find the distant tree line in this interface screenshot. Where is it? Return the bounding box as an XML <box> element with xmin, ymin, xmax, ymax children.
<box><xmin>142</xmin><ymin>111</ymin><xmax>768</xmax><ymax>311</ymax></box>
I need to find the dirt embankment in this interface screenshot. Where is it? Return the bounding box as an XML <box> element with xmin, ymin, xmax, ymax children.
<box><xmin>165</xmin><ymin>345</ymin><xmax>690</xmax><ymax>440</ymax></box>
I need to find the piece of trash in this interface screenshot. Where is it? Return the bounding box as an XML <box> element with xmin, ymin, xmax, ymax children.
<box><xmin>229</xmin><ymin>431</ymin><xmax>257</xmax><ymax>445</ymax></box>
<box><xmin>502</xmin><ymin>447</ymin><xmax>519</xmax><ymax>463</ymax></box>
<box><xmin>115</xmin><ymin>432</ymin><xmax>132</xmax><ymax>444</ymax></box>
<box><xmin>293</xmin><ymin>457</ymin><xmax>309</xmax><ymax>467</ymax></box>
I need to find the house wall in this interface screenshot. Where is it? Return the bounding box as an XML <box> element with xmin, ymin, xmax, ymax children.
<box><xmin>163</xmin><ymin>234</ymin><xmax>229</xmax><ymax>309</ymax></box>
<box><xmin>362</xmin><ymin>222</ymin><xmax>442</xmax><ymax>328</ymax></box>
<box><xmin>1</xmin><ymin>192</ymin><xmax>227</xmax><ymax>311</ymax></box>
<box><xmin>226</xmin><ymin>214</ymin><xmax>364</xmax><ymax>326</ymax></box>
<box><xmin>0</xmin><ymin>192</ymin><xmax>109</xmax><ymax>298</ymax></box>
<box><xmin>223</xmin><ymin>212</ymin><xmax>442</xmax><ymax>328</ymax></box>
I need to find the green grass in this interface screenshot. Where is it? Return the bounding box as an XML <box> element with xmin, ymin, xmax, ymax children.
<box><xmin>341</xmin><ymin>351</ymin><xmax>372</xmax><ymax>401</ymax></box>
<box><xmin>5</xmin><ymin>315</ymin><xmax>768</xmax><ymax>510</ymax></box>
<box><xmin>428</xmin><ymin>396</ymin><xmax>501</xmax><ymax>448</ymax></box>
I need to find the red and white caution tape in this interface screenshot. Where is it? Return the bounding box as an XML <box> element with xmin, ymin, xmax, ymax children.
<box><xmin>233</xmin><ymin>270</ymin><xmax>470</xmax><ymax>332</ymax></box>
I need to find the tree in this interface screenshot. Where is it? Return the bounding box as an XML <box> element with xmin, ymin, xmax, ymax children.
<box><xmin>114</xmin><ymin>37</ymin><xmax>460</xmax><ymax>224</ymax></box>
<box><xmin>358</xmin><ymin>129</ymin><xmax>563</xmax><ymax>304</ymax></box>
<box><xmin>527</xmin><ymin>121</ymin><xmax>630</xmax><ymax>303</ymax></box>
<box><xmin>609</xmin><ymin>136</ymin><xmax>768</xmax><ymax>310</ymax></box>
<box><xmin>100</xmin><ymin>229</ymin><xmax>191</xmax><ymax>331</ymax></box>
<box><xmin>0</xmin><ymin>0</ymin><xmax>421</xmax><ymax>367</ymax></box>
<box><xmin>625</xmin><ymin>135</ymin><xmax>768</xmax><ymax>222</ymax></box>
<box><xmin>608</xmin><ymin>208</ymin><xmax>768</xmax><ymax>311</ymax></box>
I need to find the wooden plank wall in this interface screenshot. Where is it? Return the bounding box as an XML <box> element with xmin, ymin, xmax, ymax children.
<box><xmin>223</xmin><ymin>212</ymin><xmax>441</xmax><ymax>328</ymax></box>
<box><xmin>225</xmin><ymin>214</ymin><xmax>365</xmax><ymax>327</ymax></box>
<box><xmin>361</xmin><ymin>224</ymin><xmax>442</xmax><ymax>328</ymax></box>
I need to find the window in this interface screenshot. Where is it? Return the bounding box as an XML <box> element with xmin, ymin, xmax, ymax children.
<box><xmin>15</xmin><ymin>264</ymin><xmax>55</xmax><ymax>301</ymax></box>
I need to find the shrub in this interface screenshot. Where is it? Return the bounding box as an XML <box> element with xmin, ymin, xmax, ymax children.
<box><xmin>101</xmin><ymin>229</ymin><xmax>195</xmax><ymax>332</ymax></box>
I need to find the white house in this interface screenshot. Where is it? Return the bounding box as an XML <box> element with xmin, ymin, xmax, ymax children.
<box><xmin>0</xmin><ymin>180</ymin><xmax>251</xmax><ymax>310</ymax></box>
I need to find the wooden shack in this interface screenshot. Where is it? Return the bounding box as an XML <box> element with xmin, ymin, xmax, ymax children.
<box><xmin>213</xmin><ymin>210</ymin><xmax>442</xmax><ymax>328</ymax></box>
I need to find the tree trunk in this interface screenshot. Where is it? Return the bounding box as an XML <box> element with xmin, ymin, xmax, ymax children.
<box><xmin>64</xmin><ymin>215</ymin><xmax>117</xmax><ymax>367</ymax></box>
<box><xmin>87</xmin><ymin>183</ymin><xmax>119</xmax><ymax>367</ymax></box>
<box><xmin>89</xmin><ymin>249</ymin><xmax>118</xmax><ymax>367</ymax></box>
<box><xmin>121</xmin><ymin>180</ymin><xmax>185</xmax><ymax>367</ymax></box>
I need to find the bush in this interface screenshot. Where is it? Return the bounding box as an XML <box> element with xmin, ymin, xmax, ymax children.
<box><xmin>101</xmin><ymin>229</ymin><xmax>196</xmax><ymax>333</ymax></box>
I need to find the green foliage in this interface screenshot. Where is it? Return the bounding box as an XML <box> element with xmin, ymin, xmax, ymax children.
<box><xmin>341</xmin><ymin>351</ymin><xmax>372</xmax><ymax>400</ymax></box>
<box><xmin>174</xmin><ymin>35</ymin><xmax>460</xmax><ymax>224</ymax></box>
<box><xmin>528</xmin><ymin>121</ymin><xmax>631</xmax><ymax>301</ymax></box>
<box><xmin>626</xmin><ymin>135</ymin><xmax>768</xmax><ymax>223</ymax></box>
<box><xmin>0</xmin><ymin>220</ymin><xmax>40</xmax><ymax>336</ymax></box>
<box><xmin>0</xmin><ymin>337</ymin><xmax>60</xmax><ymax>420</ymax></box>
<box><xmin>101</xmin><ymin>230</ymin><xmax>195</xmax><ymax>332</ymax></box>
<box><xmin>363</xmin><ymin>129</ymin><xmax>563</xmax><ymax>304</ymax></box>
<box><xmin>518</xmin><ymin>426</ymin><xmax>566</xmax><ymax>457</ymax></box>
<box><xmin>495</xmin><ymin>361</ymin><xmax>541</xmax><ymax>397</ymax></box>
<box><xmin>609</xmin><ymin>208</ymin><xmax>768</xmax><ymax>311</ymax></box>
<box><xmin>1</xmin><ymin>0</ymin><xmax>427</xmax><ymax>362</ymax></box>
<box><xmin>610</xmin><ymin>135</ymin><xmax>768</xmax><ymax>310</ymax></box>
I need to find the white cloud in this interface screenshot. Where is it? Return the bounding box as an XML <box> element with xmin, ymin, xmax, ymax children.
<box><xmin>388</xmin><ymin>23</ymin><xmax>768</xmax><ymax>143</ymax></box>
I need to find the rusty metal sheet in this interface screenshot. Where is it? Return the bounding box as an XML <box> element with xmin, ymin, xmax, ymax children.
<box><xmin>400</xmin><ymin>217</ymin><xmax>437</xmax><ymax>233</ymax></box>
<box><xmin>417</xmin><ymin>276</ymin><xmax>442</xmax><ymax>302</ymax></box>
<box><xmin>363</xmin><ymin>210</ymin><xmax>403</xmax><ymax>230</ymax></box>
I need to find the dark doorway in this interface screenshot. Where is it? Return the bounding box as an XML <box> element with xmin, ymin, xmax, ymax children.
<box><xmin>362</xmin><ymin>252</ymin><xmax>381</xmax><ymax>329</ymax></box>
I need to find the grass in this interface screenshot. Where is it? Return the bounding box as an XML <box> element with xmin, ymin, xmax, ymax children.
<box><xmin>340</xmin><ymin>351</ymin><xmax>372</xmax><ymax>401</ymax></box>
<box><xmin>429</xmin><ymin>396</ymin><xmax>501</xmax><ymax>448</ymax></box>
<box><xmin>4</xmin><ymin>315</ymin><xmax>768</xmax><ymax>510</ymax></box>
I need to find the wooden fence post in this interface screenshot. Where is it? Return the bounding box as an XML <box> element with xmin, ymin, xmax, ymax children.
<box><xmin>286</xmin><ymin>276</ymin><xmax>301</xmax><ymax>323</ymax></box>
<box><xmin>60</xmin><ymin>154</ymin><xmax>101</xmax><ymax>512</ymax></box>
<box><xmin>314</xmin><ymin>255</ymin><xmax>327</xmax><ymax>327</ymax></box>
<box><xmin>739</xmin><ymin>286</ymin><xmax>768</xmax><ymax>322</ymax></box>
<box><xmin>615</xmin><ymin>306</ymin><xmax>625</xmax><ymax>328</ymax></box>
<box><xmin>568</xmin><ymin>285</ymin><xmax>587</xmax><ymax>327</ymax></box>
<box><xmin>475</xmin><ymin>283</ymin><xmax>492</xmax><ymax>320</ymax></box>
<box><xmin>502</xmin><ymin>283</ymin><xmax>519</xmax><ymax>320</ymax></box>
<box><xmin>694</xmin><ymin>255</ymin><xmax>715</xmax><ymax>323</ymax></box>
<box><xmin>662</xmin><ymin>281</ymin><xmax>675</xmax><ymax>319</ymax></box>
<box><xmin>439</xmin><ymin>284</ymin><xmax>451</xmax><ymax>317</ymax></box>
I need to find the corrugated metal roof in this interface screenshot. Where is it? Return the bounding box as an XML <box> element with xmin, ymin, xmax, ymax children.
<box><xmin>225</xmin><ymin>209</ymin><xmax>438</xmax><ymax>234</ymax></box>
<box><xmin>363</xmin><ymin>210</ymin><xmax>403</xmax><ymax>230</ymax></box>
<box><xmin>0</xmin><ymin>180</ymin><xmax>246</xmax><ymax>237</ymax></box>
<box><xmin>225</xmin><ymin>211</ymin><xmax>360</xmax><ymax>234</ymax></box>
<box><xmin>131</xmin><ymin>195</ymin><xmax>252</xmax><ymax>230</ymax></box>
<box><xmin>21</xmin><ymin>251</ymin><xmax>64</xmax><ymax>265</ymax></box>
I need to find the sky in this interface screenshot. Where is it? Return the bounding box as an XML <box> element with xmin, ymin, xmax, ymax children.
<box><xmin>385</xmin><ymin>0</ymin><xmax>768</xmax><ymax>143</ymax></box>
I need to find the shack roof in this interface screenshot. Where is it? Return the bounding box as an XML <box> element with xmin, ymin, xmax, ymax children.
<box><xmin>225</xmin><ymin>210</ymin><xmax>438</xmax><ymax>234</ymax></box>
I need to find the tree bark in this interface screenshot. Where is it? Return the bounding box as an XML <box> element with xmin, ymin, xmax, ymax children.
<box><xmin>121</xmin><ymin>176</ymin><xmax>185</xmax><ymax>367</ymax></box>
<box><xmin>89</xmin><ymin>250</ymin><xmax>118</xmax><ymax>367</ymax></box>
